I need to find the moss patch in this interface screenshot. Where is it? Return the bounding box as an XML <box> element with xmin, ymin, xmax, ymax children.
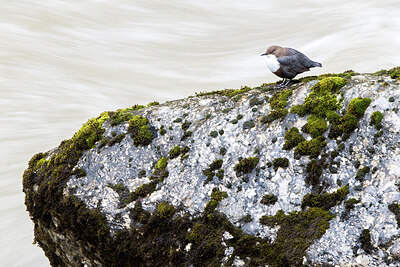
<box><xmin>259</xmin><ymin>207</ymin><xmax>334</xmax><ymax>266</ymax></box>
<box><xmin>109</xmin><ymin>105</ymin><xmax>145</xmax><ymax>126</ymax></box>
<box><xmin>195</xmin><ymin>86</ymin><xmax>252</xmax><ymax>98</ymax></box>
<box><xmin>282</xmin><ymin>127</ymin><xmax>305</xmax><ymax>150</ymax></box>
<box><xmin>202</xmin><ymin>159</ymin><xmax>223</xmax><ymax>182</ymax></box>
<box><xmin>302</xmin><ymin>114</ymin><xmax>328</xmax><ymax>138</ymax></box>
<box><xmin>272</xmin><ymin>158</ymin><xmax>289</xmax><ymax>170</ymax></box>
<box><xmin>370</xmin><ymin>111</ymin><xmax>383</xmax><ymax>130</ymax></box>
<box><xmin>261</xmin><ymin>194</ymin><xmax>278</xmax><ymax>205</ymax></box>
<box><xmin>302</xmin><ymin>186</ymin><xmax>350</xmax><ymax>210</ymax></box>
<box><xmin>359</xmin><ymin>229</ymin><xmax>373</xmax><ymax>254</ymax></box>
<box><xmin>234</xmin><ymin>157</ymin><xmax>259</xmax><ymax>175</ymax></box>
<box><xmin>347</xmin><ymin>98</ymin><xmax>371</xmax><ymax>118</ymax></box>
<box><xmin>128</xmin><ymin>116</ymin><xmax>155</xmax><ymax>147</ymax></box>
<box><xmin>305</xmin><ymin>159</ymin><xmax>325</xmax><ymax>187</ymax></box>
<box><xmin>290</xmin><ymin>104</ymin><xmax>306</xmax><ymax>116</ymax></box>
<box><xmin>169</xmin><ymin>146</ymin><xmax>181</xmax><ymax>159</ymax></box>
<box><xmin>355</xmin><ymin>166</ymin><xmax>370</xmax><ymax>182</ymax></box>
<box><xmin>295</xmin><ymin>136</ymin><xmax>327</xmax><ymax>158</ymax></box>
<box><xmin>261</xmin><ymin>88</ymin><xmax>292</xmax><ymax>124</ymax></box>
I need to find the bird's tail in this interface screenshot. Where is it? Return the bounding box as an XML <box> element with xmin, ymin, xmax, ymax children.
<box><xmin>312</xmin><ymin>61</ymin><xmax>322</xmax><ymax>68</ymax></box>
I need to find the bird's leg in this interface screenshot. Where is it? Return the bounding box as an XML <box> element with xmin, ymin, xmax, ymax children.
<box><xmin>275</xmin><ymin>78</ymin><xmax>286</xmax><ymax>88</ymax></box>
<box><xmin>283</xmin><ymin>79</ymin><xmax>292</xmax><ymax>86</ymax></box>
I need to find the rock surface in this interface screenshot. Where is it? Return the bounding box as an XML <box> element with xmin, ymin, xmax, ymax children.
<box><xmin>23</xmin><ymin>69</ymin><xmax>400</xmax><ymax>266</ymax></box>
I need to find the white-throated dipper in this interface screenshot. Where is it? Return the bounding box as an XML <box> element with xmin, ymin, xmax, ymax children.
<box><xmin>261</xmin><ymin>45</ymin><xmax>322</xmax><ymax>87</ymax></box>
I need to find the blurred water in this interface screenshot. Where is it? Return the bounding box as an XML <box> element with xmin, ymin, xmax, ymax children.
<box><xmin>1</xmin><ymin>1</ymin><xmax>399</xmax><ymax>266</ymax></box>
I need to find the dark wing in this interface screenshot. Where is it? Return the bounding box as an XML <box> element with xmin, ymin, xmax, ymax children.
<box><xmin>277</xmin><ymin>55</ymin><xmax>309</xmax><ymax>76</ymax></box>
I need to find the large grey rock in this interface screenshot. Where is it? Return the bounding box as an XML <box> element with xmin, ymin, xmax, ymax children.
<box><xmin>23</xmin><ymin>70</ymin><xmax>400</xmax><ymax>266</ymax></box>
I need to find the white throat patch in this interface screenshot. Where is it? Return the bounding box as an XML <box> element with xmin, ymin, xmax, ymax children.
<box><xmin>266</xmin><ymin>54</ymin><xmax>280</xmax><ymax>72</ymax></box>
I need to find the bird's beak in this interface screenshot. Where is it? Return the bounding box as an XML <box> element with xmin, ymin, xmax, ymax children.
<box><xmin>260</xmin><ymin>53</ymin><xmax>267</xmax><ymax>56</ymax></box>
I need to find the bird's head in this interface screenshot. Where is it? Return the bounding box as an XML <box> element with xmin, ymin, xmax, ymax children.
<box><xmin>260</xmin><ymin>45</ymin><xmax>280</xmax><ymax>56</ymax></box>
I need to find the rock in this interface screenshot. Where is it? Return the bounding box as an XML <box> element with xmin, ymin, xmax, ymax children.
<box><xmin>23</xmin><ymin>69</ymin><xmax>400</xmax><ymax>266</ymax></box>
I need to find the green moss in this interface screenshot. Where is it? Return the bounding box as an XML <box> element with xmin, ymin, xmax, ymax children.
<box><xmin>195</xmin><ymin>86</ymin><xmax>252</xmax><ymax>97</ymax></box>
<box><xmin>243</xmin><ymin>120</ymin><xmax>255</xmax><ymax>129</ymax></box>
<box><xmin>272</xmin><ymin>158</ymin><xmax>289</xmax><ymax>170</ymax></box>
<box><xmin>374</xmin><ymin>69</ymin><xmax>387</xmax><ymax>76</ymax></box>
<box><xmin>204</xmin><ymin>188</ymin><xmax>228</xmax><ymax>214</ymax></box>
<box><xmin>347</xmin><ymin>98</ymin><xmax>372</xmax><ymax>118</ymax></box>
<box><xmin>359</xmin><ymin>229</ymin><xmax>373</xmax><ymax>254</ymax></box>
<box><xmin>260</xmin><ymin>109</ymin><xmax>288</xmax><ymax>124</ymax></box>
<box><xmin>388</xmin><ymin>66</ymin><xmax>400</xmax><ymax>79</ymax></box>
<box><xmin>219</xmin><ymin>129</ymin><xmax>224</xmax><ymax>135</ymax></box>
<box><xmin>299</xmin><ymin>71</ymin><xmax>356</xmax><ymax>83</ymax></box>
<box><xmin>355</xmin><ymin>166</ymin><xmax>370</xmax><ymax>182</ymax></box>
<box><xmin>260</xmin><ymin>88</ymin><xmax>292</xmax><ymax>124</ymax></box>
<box><xmin>107</xmin><ymin>133</ymin><xmax>126</xmax><ymax>146</ymax></box>
<box><xmin>181</xmin><ymin>146</ymin><xmax>190</xmax><ymax>156</ymax></box>
<box><xmin>259</xmin><ymin>207</ymin><xmax>334</xmax><ymax>266</ymax></box>
<box><xmin>305</xmin><ymin>159</ymin><xmax>324</xmax><ymax>186</ymax></box>
<box><xmin>205</xmin><ymin>113</ymin><xmax>211</xmax><ymax>119</ymax></box>
<box><xmin>74</xmin><ymin>112</ymin><xmax>109</xmax><ymax>149</ymax></box>
<box><xmin>301</xmin><ymin>114</ymin><xmax>328</xmax><ymax>138</ymax></box>
<box><xmin>222</xmin><ymin>108</ymin><xmax>231</xmax><ymax>114</ymax></box>
<box><xmin>181</xmin><ymin>121</ymin><xmax>191</xmax><ymax>131</ymax></box>
<box><xmin>249</xmin><ymin>97</ymin><xmax>263</xmax><ymax>107</ymax></box>
<box><xmin>311</xmin><ymin>77</ymin><xmax>348</xmax><ymax>93</ymax></box>
<box><xmin>341</xmin><ymin>113</ymin><xmax>358</xmax><ymax>133</ymax></box>
<box><xmin>370</xmin><ymin>111</ymin><xmax>383</xmax><ymax>130</ymax></box>
<box><xmin>156</xmin><ymin>202</ymin><xmax>176</xmax><ymax>219</ymax></box>
<box><xmin>326</xmin><ymin>110</ymin><xmax>342</xmax><ymax>126</ymax></box>
<box><xmin>328</xmin><ymin>125</ymin><xmax>343</xmax><ymax>139</ymax></box>
<box><xmin>232</xmin><ymin>94</ymin><xmax>242</xmax><ymax>102</ymax></box>
<box><xmin>219</xmin><ymin>147</ymin><xmax>227</xmax><ymax>156</ymax></box>
<box><xmin>302</xmin><ymin>186</ymin><xmax>349</xmax><ymax>210</ymax></box>
<box><xmin>181</xmin><ymin>131</ymin><xmax>192</xmax><ymax>141</ymax></box>
<box><xmin>282</xmin><ymin>127</ymin><xmax>305</xmax><ymax>150</ymax></box>
<box><xmin>295</xmin><ymin>136</ymin><xmax>327</xmax><ymax>158</ymax></box>
<box><xmin>159</xmin><ymin>125</ymin><xmax>166</xmax><ymax>135</ymax></box>
<box><xmin>109</xmin><ymin>105</ymin><xmax>145</xmax><ymax>126</ymax></box>
<box><xmin>169</xmin><ymin>146</ymin><xmax>181</xmax><ymax>159</ymax></box>
<box><xmin>303</xmin><ymin>77</ymin><xmax>346</xmax><ymax>118</ymax></box>
<box><xmin>289</xmin><ymin>104</ymin><xmax>306</xmax><ymax>116</ymax></box>
<box><xmin>71</xmin><ymin>168</ymin><xmax>86</xmax><ymax>178</ymax></box>
<box><xmin>231</xmin><ymin>119</ymin><xmax>238</xmax><ymax>124</ymax></box>
<box><xmin>234</xmin><ymin>157</ymin><xmax>259</xmax><ymax>174</ymax></box>
<box><xmin>128</xmin><ymin>115</ymin><xmax>154</xmax><ymax>147</ymax></box>
<box><xmin>155</xmin><ymin>157</ymin><xmax>168</xmax><ymax>170</ymax></box>
<box><xmin>261</xmin><ymin>194</ymin><xmax>278</xmax><ymax>205</ymax></box>
<box><xmin>269</xmin><ymin>88</ymin><xmax>293</xmax><ymax>109</ymax></box>
<box><xmin>202</xmin><ymin>159</ymin><xmax>223</xmax><ymax>182</ymax></box>
<box><xmin>344</xmin><ymin>198</ymin><xmax>360</xmax><ymax>210</ymax></box>
<box><xmin>147</xmin><ymin>101</ymin><xmax>160</xmax><ymax>107</ymax></box>
<box><xmin>209</xmin><ymin>131</ymin><xmax>218</xmax><ymax>138</ymax></box>
<box><xmin>216</xmin><ymin>169</ymin><xmax>224</xmax><ymax>180</ymax></box>
<box><xmin>173</xmin><ymin>117</ymin><xmax>182</xmax><ymax>123</ymax></box>
<box><xmin>36</xmin><ymin>158</ymin><xmax>48</xmax><ymax>168</ymax></box>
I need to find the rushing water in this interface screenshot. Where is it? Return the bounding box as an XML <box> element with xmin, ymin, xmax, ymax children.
<box><xmin>1</xmin><ymin>1</ymin><xmax>399</xmax><ymax>265</ymax></box>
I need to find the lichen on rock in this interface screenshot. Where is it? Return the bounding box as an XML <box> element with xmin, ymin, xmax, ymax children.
<box><xmin>23</xmin><ymin>69</ymin><xmax>400</xmax><ymax>266</ymax></box>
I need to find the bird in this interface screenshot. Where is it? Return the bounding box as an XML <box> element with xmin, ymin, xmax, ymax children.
<box><xmin>261</xmin><ymin>45</ymin><xmax>322</xmax><ymax>87</ymax></box>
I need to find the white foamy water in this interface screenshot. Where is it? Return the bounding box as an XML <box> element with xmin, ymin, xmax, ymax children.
<box><xmin>1</xmin><ymin>1</ymin><xmax>399</xmax><ymax>266</ymax></box>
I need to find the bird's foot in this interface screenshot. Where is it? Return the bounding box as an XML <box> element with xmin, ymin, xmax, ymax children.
<box><xmin>275</xmin><ymin>79</ymin><xmax>292</xmax><ymax>89</ymax></box>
